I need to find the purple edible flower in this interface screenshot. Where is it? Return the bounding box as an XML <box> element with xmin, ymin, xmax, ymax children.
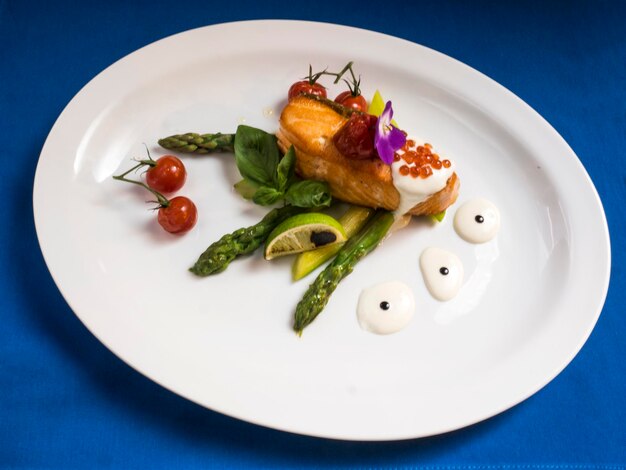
<box><xmin>374</xmin><ymin>101</ymin><xmax>406</xmax><ymax>165</ymax></box>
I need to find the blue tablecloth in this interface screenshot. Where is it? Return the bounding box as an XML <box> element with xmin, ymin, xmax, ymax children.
<box><xmin>2</xmin><ymin>1</ymin><xmax>624</xmax><ymax>468</ymax></box>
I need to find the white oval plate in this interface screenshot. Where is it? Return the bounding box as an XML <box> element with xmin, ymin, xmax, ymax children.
<box><xmin>33</xmin><ymin>21</ymin><xmax>611</xmax><ymax>441</ymax></box>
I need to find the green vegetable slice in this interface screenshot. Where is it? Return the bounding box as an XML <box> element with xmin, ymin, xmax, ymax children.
<box><xmin>292</xmin><ymin>206</ymin><xmax>374</xmax><ymax>280</ymax></box>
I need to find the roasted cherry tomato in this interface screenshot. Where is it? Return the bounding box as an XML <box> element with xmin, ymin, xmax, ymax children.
<box><xmin>334</xmin><ymin>91</ymin><xmax>368</xmax><ymax>112</ymax></box>
<box><xmin>333</xmin><ymin>113</ymin><xmax>378</xmax><ymax>159</ymax></box>
<box><xmin>158</xmin><ymin>196</ymin><xmax>198</xmax><ymax>234</ymax></box>
<box><xmin>145</xmin><ymin>155</ymin><xmax>187</xmax><ymax>194</ymax></box>
<box><xmin>288</xmin><ymin>80</ymin><xmax>327</xmax><ymax>101</ymax></box>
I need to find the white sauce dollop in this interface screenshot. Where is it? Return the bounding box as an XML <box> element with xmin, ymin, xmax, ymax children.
<box><xmin>454</xmin><ymin>198</ymin><xmax>500</xmax><ymax>243</ymax></box>
<box><xmin>357</xmin><ymin>281</ymin><xmax>415</xmax><ymax>335</ymax></box>
<box><xmin>390</xmin><ymin>139</ymin><xmax>455</xmax><ymax>217</ymax></box>
<box><xmin>419</xmin><ymin>247</ymin><xmax>464</xmax><ymax>301</ymax></box>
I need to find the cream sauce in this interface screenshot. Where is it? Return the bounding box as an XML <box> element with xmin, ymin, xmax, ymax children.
<box><xmin>390</xmin><ymin>139</ymin><xmax>455</xmax><ymax>217</ymax></box>
<box><xmin>454</xmin><ymin>198</ymin><xmax>500</xmax><ymax>243</ymax></box>
<box><xmin>357</xmin><ymin>281</ymin><xmax>415</xmax><ymax>335</ymax></box>
<box><xmin>419</xmin><ymin>247</ymin><xmax>464</xmax><ymax>301</ymax></box>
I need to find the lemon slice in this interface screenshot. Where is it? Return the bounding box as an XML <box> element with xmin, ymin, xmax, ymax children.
<box><xmin>264</xmin><ymin>213</ymin><xmax>347</xmax><ymax>260</ymax></box>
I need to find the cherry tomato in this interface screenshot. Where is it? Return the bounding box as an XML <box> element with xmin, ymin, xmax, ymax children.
<box><xmin>288</xmin><ymin>81</ymin><xmax>327</xmax><ymax>101</ymax></box>
<box><xmin>333</xmin><ymin>113</ymin><xmax>378</xmax><ymax>159</ymax></box>
<box><xmin>158</xmin><ymin>196</ymin><xmax>197</xmax><ymax>234</ymax></box>
<box><xmin>145</xmin><ymin>155</ymin><xmax>187</xmax><ymax>194</ymax></box>
<box><xmin>334</xmin><ymin>91</ymin><xmax>368</xmax><ymax>112</ymax></box>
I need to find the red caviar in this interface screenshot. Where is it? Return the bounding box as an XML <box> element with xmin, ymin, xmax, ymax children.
<box><xmin>393</xmin><ymin>140</ymin><xmax>452</xmax><ymax>179</ymax></box>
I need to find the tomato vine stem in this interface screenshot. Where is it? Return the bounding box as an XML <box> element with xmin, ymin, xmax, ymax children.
<box><xmin>112</xmin><ymin>172</ymin><xmax>170</xmax><ymax>207</ymax></box>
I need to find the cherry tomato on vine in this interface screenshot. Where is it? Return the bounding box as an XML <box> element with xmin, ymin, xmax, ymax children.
<box><xmin>145</xmin><ymin>155</ymin><xmax>187</xmax><ymax>194</ymax></box>
<box><xmin>288</xmin><ymin>80</ymin><xmax>327</xmax><ymax>101</ymax></box>
<box><xmin>334</xmin><ymin>90</ymin><xmax>368</xmax><ymax>112</ymax></box>
<box><xmin>157</xmin><ymin>196</ymin><xmax>198</xmax><ymax>234</ymax></box>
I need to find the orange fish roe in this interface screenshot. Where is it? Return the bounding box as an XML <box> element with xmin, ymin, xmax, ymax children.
<box><xmin>395</xmin><ymin>139</ymin><xmax>452</xmax><ymax>180</ymax></box>
<box><xmin>420</xmin><ymin>166</ymin><xmax>433</xmax><ymax>178</ymax></box>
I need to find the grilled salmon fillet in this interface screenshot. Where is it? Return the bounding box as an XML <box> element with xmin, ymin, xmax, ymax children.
<box><xmin>276</xmin><ymin>95</ymin><xmax>459</xmax><ymax>216</ymax></box>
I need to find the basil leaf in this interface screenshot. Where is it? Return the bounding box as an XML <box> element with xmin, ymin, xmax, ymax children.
<box><xmin>252</xmin><ymin>186</ymin><xmax>284</xmax><ymax>206</ymax></box>
<box><xmin>233</xmin><ymin>179</ymin><xmax>258</xmax><ymax>200</ymax></box>
<box><xmin>276</xmin><ymin>145</ymin><xmax>296</xmax><ymax>192</ymax></box>
<box><xmin>285</xmin><ymin>180</ymin><xmax>332</xmax><ymax>208</ymax></box>
<box><xmin>234</xmin><ymin>125</ymin><xmax>280</xmax><ymax>187</ymax></box>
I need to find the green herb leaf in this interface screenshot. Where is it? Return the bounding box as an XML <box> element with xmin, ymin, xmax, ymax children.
<box><xmin>253</xmin><ymin>186</ymin><xmax>284</xmax><ymax>206</ymax></box>
<box><xmin>233</xmin><ymin>126</ymin><xmax>332</xmax><ymax>209</ymax></box>
<box><xmin>276</xmin><ymin>145</ymin><xmax>296</xmax><ymax>192</ymax></box>
<box><xmin>285</xmin><ymin>180</ymin><xmax>332</xmax><ymax>208</ymax></box>
<box><xmin>233</xmin><ymin>179</ymin><xmax>258</xmax><ymax>199</ymax></box>
<box><xmin>234</xmin><ymin>125</ymin><xmax>280</xmax><ymax>187</ymax></box>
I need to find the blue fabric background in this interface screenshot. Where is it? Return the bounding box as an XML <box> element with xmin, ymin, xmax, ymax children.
<box><xmin>1</xmin><ymin>0</ymin><xmax>624</xmax><ymax>468</ymax></box>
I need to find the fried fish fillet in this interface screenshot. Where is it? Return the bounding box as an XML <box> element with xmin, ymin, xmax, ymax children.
<box><xmin>276</xmin><ymin>95</ymin><xmax>459</xmax><ymax>216</ymax></box>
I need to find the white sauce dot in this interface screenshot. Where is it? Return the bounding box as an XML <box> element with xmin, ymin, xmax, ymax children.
<box><xmin>454</xmin><ymin>198</ymin><xmax>500</xmax><ymax>243</ymax></box>
<box><xmin>419</xmin><ymin>247</ymin><xmax>464</xmax><ymax>301</ymax></box>
<box><xmin>357</xmin><ymin>281</ymin><xmax>415</xmax><ymax>335</ymax></box>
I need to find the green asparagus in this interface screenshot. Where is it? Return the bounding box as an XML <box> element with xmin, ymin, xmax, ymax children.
<box><xmin>293</xmin><ymin>210</ymin><xmax>395</xmax><ymax>334</ymax></box>
<box><xmin>190</xmin><ymin>205</ymin><xmax>304</xmax><ymax>276</ymax></box>
<box><xmin>158</xmin><ymin>133</ymin><xmax>235</xmax><ymax>154</ymax></box>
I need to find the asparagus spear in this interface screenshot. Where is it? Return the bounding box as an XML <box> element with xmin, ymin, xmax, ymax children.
<box><xmin>293</xmin><ymin>210</ymin><xmax>395</xmax><ymax>334</ymax></box>
<box><xmin>159</xmin><ymin>133</ymin><xmax>235</xmax><ymax>154</ymax></box>
<box><xmin>190</xmin><ymin>205</ymin><xmax>304</xmax><ymax>276</ymax></box>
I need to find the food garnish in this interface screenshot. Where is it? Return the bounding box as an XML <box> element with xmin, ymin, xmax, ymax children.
<box><xmin>453</xmin><ymin>198</ymin><xmax>500</xmax><ymax>243</ymax></box>
<box><xmin>264</xmin><ymin>213</ymin><xmax>347</xmax><ymax>260</ymax></box>
<box><xmin>190</xmin><ymin>205</ymin><xmax>305</xmax><ymax>276</ymax></box>
<box><xmin>419</xmin><ymin>247</ymin><xmax>464</xmax><ymax>301</ymax></box>
<box><xmin>113</xmin><ymin>155</ymin><xmax>197</xmax><ymax>234</ymax></box>
<box><xmin>156</xmin><ymin>196</ymin><xmax>198</xmax><ymax>234</ymax></box>
<box><xmin>374</xmin><ymin>101</ymin><xmax>406</xmax><ymax>165</ymax></box>
<box><xmin>333</xmin><ymin>113</ymin><xmax>378</xmax><ymax>159</ymax></box>
<box><xmin>158</xmin><ymin>133</ymin><xmax>234</xmax><ymax>154</ymax></box>
<box><xmin>292</xmin><ymin>205</ymin><xmax>373</xmax><ymax>280</ymax></box>
<box><xmin>357</xmin><ymin>281</ymin><xmax>415</xmax><ymax>335</ymax></box>
<box><xmin>333</xmin><ymin>62</ymin><xmax>367</xmax><ymax>112</ymax></box>
<box><xmin>233</xmin><ymin>125</ymin><xmax>332</xmax><ymax>208</ymax></box>
<box><xmin>145</xmin><ymin>154</ymin><xmax>187</xmax><ymax>194</ymax></box>
<box><xmin>288</xmin><ymin>64</ymin><xmax>328</xmax><ymax>101</ymax></box>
